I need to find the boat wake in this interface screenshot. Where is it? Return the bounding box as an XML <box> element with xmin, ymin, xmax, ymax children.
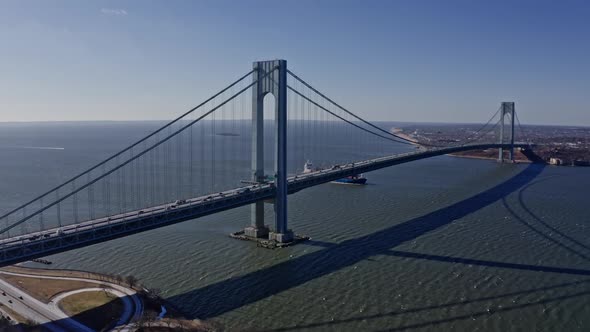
<box><xmin>2</xmin><ymin>146</ymin><xmax>65</xmax><ymax>150</ymax></box>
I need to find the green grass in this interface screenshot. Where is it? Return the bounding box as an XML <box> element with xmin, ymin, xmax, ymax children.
<box><xmin>0</xmin><ymin>274</ymin><xmax>96</xmax><ymax>303</ymax></box>
<box><xmin>59</xmin><ymin>290</ymin><xmax>124</xmax><ymax>331</ymax></box>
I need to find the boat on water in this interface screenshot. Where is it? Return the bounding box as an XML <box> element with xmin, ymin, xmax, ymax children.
<box><xmin>331</xmin><ymin>174</ymin><xmax>367</xmax><ymax>185</ymax></box>
<box><xmin>303</xmin><ymin>161</ymin><xmax>367</xmax><ymax>185</ymax></box>
<box><xmin>303</xmin><ymin>160</ymin><xmax>314</xmax><ymax>174</ymax></box>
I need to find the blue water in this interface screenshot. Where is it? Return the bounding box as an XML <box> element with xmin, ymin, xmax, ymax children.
<box><xmin>0</xmin><ymin>122</ymin><xmax>589</xmax><ymax>331</ymax></box>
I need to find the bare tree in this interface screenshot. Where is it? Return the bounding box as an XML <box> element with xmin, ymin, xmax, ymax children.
<box><xmin>135</xmin><ymin>315</ymin><xmax>146</xmax><ymax>331</ymax></box>
<box><xmin>144</xmin><ymin>311</ymin><xmax>158</xmax><ymax>328</ymax></box>
<box><xmin>125</xmin><ymin>275</ymin><xmax>138</xmax><ymax>288</ymax></box>
<box><xmin>165</xmin><ymin>318</ymin><xmax>173</xmax><ymax>328</ymax></box>
<box><xmin>148</xmin><ymin>287</ymin><xmax>162</xmax><ymax>300</ymax></box>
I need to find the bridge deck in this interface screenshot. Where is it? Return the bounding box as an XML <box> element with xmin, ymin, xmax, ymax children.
<box><xmin>0</xmin><ymin>143</ymin><xmax>527</xmax><ymax>266</ymax></box>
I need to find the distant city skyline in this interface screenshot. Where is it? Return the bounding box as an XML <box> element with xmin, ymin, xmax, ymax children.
<box><xmin>0</xmin><ymin>0</ymin><xmax>588</xmax><ymax>126</ymax></box>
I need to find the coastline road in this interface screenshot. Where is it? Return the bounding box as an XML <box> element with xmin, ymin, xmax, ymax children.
<box><xmin>0</xmin><ymin>270</ymin><xmax>143</xmax><ymax>331</ymax></box>
<box><xmin>0</xmin><ymin>276</ymin><xmax>83</xmax><ymax>331</ymax></box>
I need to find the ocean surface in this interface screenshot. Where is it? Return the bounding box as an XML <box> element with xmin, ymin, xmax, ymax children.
<box><xmin>0</xmin><ymin>122</ymin><xmax>589</xmax><ymax>331</ymax></box>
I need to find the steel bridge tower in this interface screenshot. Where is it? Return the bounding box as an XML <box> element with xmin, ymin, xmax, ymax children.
<box><xmin>244</xmin><ymin>60</ymin><xmax>293</xmax><ymax>243</ymax></box>
<box><xmin>498</xmin><ymin>102</ymin><xmax>516</xmax><ymax>162</ymax></box>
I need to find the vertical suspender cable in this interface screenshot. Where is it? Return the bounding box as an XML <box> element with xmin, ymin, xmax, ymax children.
<box><xmin>176</xmin><ymin>128</ymin><xmax>181</xmax><ymax>199</ymax></box>
<box><xmin>212</xmin><ymin>98</ymin><xmax>216</xmax><ymax>193</ymax></box>
<box><xmin>88</xmin><ymin>173</ymin><xmax>94</xmax><ymax>220</ymax></box>
<box><xmin>200</xmin><ymin>108</ymin><xmax>205</xmax><ymax>196</ymax></box>
<box><xmin>39</xmin><ymin>197</ymin><xmax>45</xmax><ymax>232</ymax></box>
<box><xmin>72</xmin><ymin>181</ymin><xmax>78</xmax><ymax>223</ymax></box>
<box><xmin>167</xmin><ymin>125</ymin><xmax>172</xmax><ymax>201</ymax></box>
<box><xmin>190</xmin><ymin>115</ymin><xmax>194</xmax><ymax>198</ymax></box>
<box><xmin>56</xmin><ymin>190</ymin><xmax>62</xmax><ymax>228</ymax></box>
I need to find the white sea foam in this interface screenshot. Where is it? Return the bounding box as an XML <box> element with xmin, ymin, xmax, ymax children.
<box><xmin>8</xmin><ymin>146</ymin><xmax>65</xmax><ymax>150</ymax></box>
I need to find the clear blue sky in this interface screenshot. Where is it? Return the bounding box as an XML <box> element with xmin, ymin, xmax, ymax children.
<box><xmin>1</xmin><ymin>0</ymin><xmax>588</xmax><ymax>125</ymax></box>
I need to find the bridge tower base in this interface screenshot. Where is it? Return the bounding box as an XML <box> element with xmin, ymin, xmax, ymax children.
<box><xmin>269</xmin><ymin>231</ymin><xmax>294</xmax><ymax>243</ymax></box>
<box><xmin>244</xmin><ymin>226</ymin><xmax>269</xmax><ymax>239</ymax></box>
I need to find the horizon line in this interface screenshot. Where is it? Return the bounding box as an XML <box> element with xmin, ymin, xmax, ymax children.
<box><xmin>0</xmin><ymin>119</ymin><xmax>587</xmax><ymax>128</ymax></box>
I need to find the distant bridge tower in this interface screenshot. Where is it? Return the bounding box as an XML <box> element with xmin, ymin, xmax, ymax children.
<box><xmin>498</xmin><ymin>102</ymin><xmax>516</xmax><ymax>162</ymax></box>
<box><xmin>244</xmin><ymin>60</ymin><xmax>293</xmax><ymax>243</ymax></box>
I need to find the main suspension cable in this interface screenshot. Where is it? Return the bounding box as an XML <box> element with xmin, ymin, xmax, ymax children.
<box><xmin>0</xmin><ymin>69</ymin><xmax>256</xmax><ymax>223</ymax></box>
<box><xmin>287</xmin><ymin>69</ymin><xmax>445</xmax><ymax>147</ymax></box>
<box><xmin>453</xmin><ymin>106</ymin><xmax>502</xmax><ymax>146</ymax></box>
<box><xmin>467</xmin><ymin>118</ymin><xmax>503</xmax><ymax>144</ymax></box>
<box><xmin>0</xmin><ymin>67</ymin><xmax>278</xmax><ymax>236</ymax></box>
<box><xmin>288</xmin><ymin>85</ymin><xmax>414</xmax><ymax>146</ymax></box>
<box><xmin>515</xmin><ymin>111</ymin><xmax>530</xmax><ymax>145</ymax></box>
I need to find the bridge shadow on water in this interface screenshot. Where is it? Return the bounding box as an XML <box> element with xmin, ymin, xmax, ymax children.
<box><xmin>261</xmin><ymin>279</ymin><xmax>590</xmax><ymax>332</ymax></box>
<box><xmin>168</xmin><ymin>163</ymin><xmax>590</xmax><ymax>322</ymax></box>
<box><xmin>518</xmin><ymin>181</ymin><xmax>590</xmax><ymax>252</ymax></box>
<box><xmin>501</xmin><ymin>175</ymin><xmax>590</xmax><ymax>262</ymax></box>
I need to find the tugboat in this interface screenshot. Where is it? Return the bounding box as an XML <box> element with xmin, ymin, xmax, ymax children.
<box><xmin>331</xmin><ymin>174</ymin><xmax>367</xmax><ymax>185</ymax></box>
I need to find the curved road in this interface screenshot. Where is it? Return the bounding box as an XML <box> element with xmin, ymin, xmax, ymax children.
<box><xmin>50</xmin><ymin>287</ymin><xmax>134</xmax><ymax>331</ymax></box>
<box><xmin>0</xmin><ymin>270</ymin><xmax>142</xmax><ymax>331</ymax></box>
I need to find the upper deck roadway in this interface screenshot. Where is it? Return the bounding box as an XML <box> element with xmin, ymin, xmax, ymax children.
<box><xmin>0</xmin><ymin>143</ymin><xmax>527</xmax><ymax>266</ymax></box>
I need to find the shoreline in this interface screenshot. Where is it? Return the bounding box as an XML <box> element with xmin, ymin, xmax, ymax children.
<box><xmin>0</xmin><ymin>265</ymin><xmax>141</xmax><ymax>331</ymax></box>
<box><xmin>0</xmin><ymin>265</ymin><xmax>217</xmax><ymax>331</ymax></box>
<box><xmin>391</xmin><ymin>127</ymin><xmax>553</xmax><ymax>165</ymax></box>
<box><xmin>447</xmin><ymin>153</ymin><xmax>532</xmax><ymax>163</ymax></box>
<box><xmin>390</xmin><ymin>128</ymin><xmax>420</xmax><ymax>145</ymax></box>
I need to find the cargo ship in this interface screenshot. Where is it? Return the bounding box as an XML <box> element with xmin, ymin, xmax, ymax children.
<box><xmin>303</xmin><ymin>161</ymin><xmax>367</xmax><ymax>185</ymax></box>
<box><xmin>331</xmin><ymin>174</ymin><xmax>367</xmax><ymax>185</ymax></box>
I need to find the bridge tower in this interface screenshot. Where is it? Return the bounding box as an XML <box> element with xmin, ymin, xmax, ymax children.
<box><xmin>498</xmin><ymin>102</ymin><xmax>516</xmax><ymax>162</ymax></box>
<box><xmin>244</xmin><ymin>60</ymin><xmax>293</xmax><ymax>243</ymax></box>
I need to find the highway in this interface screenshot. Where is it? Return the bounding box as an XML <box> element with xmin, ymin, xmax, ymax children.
<box><xmin>0</xmin><ymin>270</ymin><xmax>142</xmax><ymax>331</ymax></box>
<box><xmin>0</xmin><ymin>143</ymin><xmax>528</xmax><ymax>266</ymax></box>
<box><xmin>0</xmin><ymin>273</ymin><xmax>90</xmax><ymax>331</ymax></box>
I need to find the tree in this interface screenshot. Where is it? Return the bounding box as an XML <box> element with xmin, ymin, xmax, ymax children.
<box><xmin>148</xmin><ymin>287</ymin><xmax>162</xmax><ymax>300</ymax></box>
<box><xmin>165</xmin><ymin>318</ymin><xmax>173</xmax><ymax>328</ymax></box>
<box><xmin>144</xmin><ymin>311</ymin><xmax>158</xmax><ymax>328</ymax></box>
<box><xmin>114</xmin><ymin>274</ymin><xmax>123</xmax><ymax>285</ymax></box>
<box><xmin>135</xmin><ymin>315</ymin><xmax>146</xmax><ymax>331</ymax></box>
<box><xmin>125</xmin><ymin>275</ymin><xmax>138</xmax><ymax>288</ymax></box>
<box><xmin>176</xmin><ymin>320</ymin><xmax>186</xmax><ymax>331</ymax></box>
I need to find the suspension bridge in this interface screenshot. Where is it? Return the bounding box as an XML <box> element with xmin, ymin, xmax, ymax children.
<box><xmin>0</xmin><ymin>60</ymin><xmax>532</xmax><ymax>266</ymax></box>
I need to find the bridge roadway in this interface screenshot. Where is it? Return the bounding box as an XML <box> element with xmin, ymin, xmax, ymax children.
<box><xmin>0</xmin><ymin>143</ymin><xmax>526</xmax><ymax>266</ymax></box>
